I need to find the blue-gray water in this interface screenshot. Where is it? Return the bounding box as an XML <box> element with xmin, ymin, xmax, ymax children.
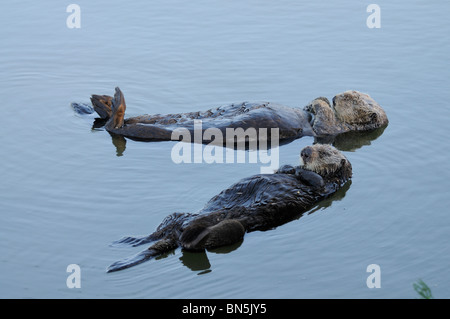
<box><xmin>1</xmin><ymin>0</ymin><xmax>449</xmax><ymax>299</ymax></box>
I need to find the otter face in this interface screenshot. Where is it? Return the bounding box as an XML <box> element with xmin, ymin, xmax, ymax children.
<box><xmin>332</xmin><ymin>91</ymin><xmax>388</xmax><ymax>129</ymax></box>
<box><xmin>304</xmin><ymin>91</ymin><xmax>388</xmax><ymax>135</ymax></box>
<box><xmin>300</xmin><ymin>144</ymin><xmax>352</xmax><ymax>180</ymax></box>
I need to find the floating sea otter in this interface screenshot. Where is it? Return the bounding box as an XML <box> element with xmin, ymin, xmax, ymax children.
<box><xmin>82</xmin><ymin>87</ymin><xmax>388</xmax><ymax>144</ymax></box>
<box><xmin>107</xmin><ymin>143</ymin><xmax>352</xmax><ymax>272</ymax></box>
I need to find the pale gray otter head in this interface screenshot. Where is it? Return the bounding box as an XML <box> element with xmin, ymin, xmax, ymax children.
<box><xmin>299</xmin><ymin>144</ymin><xmax>352</xmax><ymax>181</ymax></box>
<box><xmin>304</xmin><ymin>91</ymin><xmax>388</xmax><ymax>136</ymax></box>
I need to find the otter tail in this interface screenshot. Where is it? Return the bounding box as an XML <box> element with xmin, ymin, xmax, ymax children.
<box><xmin>111</xmin><ymin>212</ymin><xmax>191</xmax><ymax>248</ymax></box>
<box><xmin>111</xmin><ymin>233</ymin><xmax>162</xmax><ymax>247</ymax></box>
<box><xmin>107</xmin><ymin>238</ymin><xmax>178</xmax><ymax>273</ymax></box>
<box><xmin>107</xmin><ymin>213</ymin><xmax>191</xmax><ymax>272</ymax></box>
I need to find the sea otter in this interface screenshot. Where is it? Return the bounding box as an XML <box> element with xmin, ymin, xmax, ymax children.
<box><xmin>82</xmin><ymin>87</ymin><xmax>388</xmax><ymax>144</ymax></box>
<box><xmin>106</xmin><ymin>143</ymin><xmax>352</xmax><ymax>272</ymax></box>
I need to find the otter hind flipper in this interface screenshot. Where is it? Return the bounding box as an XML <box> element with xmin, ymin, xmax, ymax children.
<box><xmin>181</xmin><ymin>219</ymin><xmax>246</xmax><ymax>251</ymax></box>
<box><xmin>105</xmin><ymin>87</ymin><xmax>127</xmax><ymax>133</ymax></box>
<box><xmin>110</xmin><ymin>87</ymin><xmax>126</xmax><ymax>129</ymax></box>
<box><xmin>107</xmin><ymin>238</ymin><xmax>178</xmax><ymax>273</ymax></box>
<box><xmin>90</xmin><ymin>94</ymin><xmax>113</xmax><ymax>119</ymax></box>
<box><xmin>107</xmin><ymin>248</ymin><xmax>156</xmax><ymax>273</ymax></box>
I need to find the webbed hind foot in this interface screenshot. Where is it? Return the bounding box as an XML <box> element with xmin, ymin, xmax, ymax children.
<box><xmin>110</xmin><ymin>87</ymin><xmax>126</xmax><ymax>129</ymax></box>
<box><xmin>90</xmin><ymin>94</ymin><xmax>113</xmax><ymax>119</ymax></box>
<box><xmin>107</xmin><ymin>238</ymin><xmax>178</xmax><ymax>273</ymax></box>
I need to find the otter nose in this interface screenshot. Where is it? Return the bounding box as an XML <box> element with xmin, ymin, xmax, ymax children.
<box><xmin>301</xmin><ymin>147</ymin><xmax>312</xmax><ymax>159</ymax></box>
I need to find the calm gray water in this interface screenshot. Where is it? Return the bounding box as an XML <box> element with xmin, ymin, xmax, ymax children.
<box><xmin>1</xmin><ymin>0</ymin><xmax>449</xmax><ymax>299</ymax></box>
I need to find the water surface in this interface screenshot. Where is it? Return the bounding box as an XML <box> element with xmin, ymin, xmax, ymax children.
<box><xmin>1</xmin><ymin>0</ymin><xmax>449</xmax><ymax>298</ymax></box>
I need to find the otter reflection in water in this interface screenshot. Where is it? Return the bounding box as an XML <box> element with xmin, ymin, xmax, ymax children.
<box><xmin>73</xmin><ymin>87</ymin><xmax>388</xmax><ymax>149</ymax></box>
<box><xmin>106</xmin><ymin>144</ymin><xmax>353</xmax><ymax>273</ymax></box>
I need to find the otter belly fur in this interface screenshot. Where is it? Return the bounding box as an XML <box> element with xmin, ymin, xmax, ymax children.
<box><xmin>106</xmin><ymin>144</ymin><xmax>352</xmax><ymax>272</ymax></box>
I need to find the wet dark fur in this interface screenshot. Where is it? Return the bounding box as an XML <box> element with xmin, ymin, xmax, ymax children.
<box><xmin>107</xmin><ymin>144</ymin><xmax>352</xmax><ymax>272</ymax></box>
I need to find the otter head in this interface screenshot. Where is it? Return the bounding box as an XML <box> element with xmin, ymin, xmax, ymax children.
<box><xmin>305</xmin><ymin>91</ymin><xmax>388</xmax><ymax>135</ymax></box>
<box><xmin>332</xmin><ymin>90</ymin><xmax>388</xmax><ymax>130</ymax></box>
<box><xmin>299</xmin><ymin>144</ymin><xmax>352</xmax><ymax>182</ymax></box>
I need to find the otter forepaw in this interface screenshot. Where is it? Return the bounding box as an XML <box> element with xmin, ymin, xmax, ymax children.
<box><xmin>276</xmin><ymin>164</ymin><xmax>296</xmax><ymax>175</ymax></box>
<box><xmin>295</xmin><ymin>167</ymin><xmax>325</xmax><ymax>188</ymax></box>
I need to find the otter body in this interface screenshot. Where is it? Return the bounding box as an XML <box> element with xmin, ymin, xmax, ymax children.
<box><xmin>112</xmin><ymin>100</ymin><xmax>311</xmax><ymax>143</ymax></box>
<box><xmin>84</xmin><ymin>87</ymin><xmax>388</xmax><ymax>144</ymax></box>
<box><xmin>107</xmin><ymin>144</ymin><xmax>352</xmax><ymax>272</ymax></box>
